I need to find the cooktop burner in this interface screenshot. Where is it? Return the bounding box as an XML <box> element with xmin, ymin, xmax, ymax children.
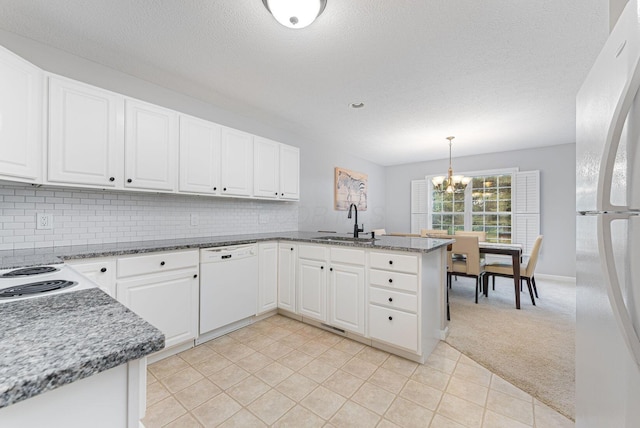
<box><xmin>0</xmin><ymin>266</ymin><xmax>60</xmax><ymax>278</ymax></box>
<box><xmin>0</xmin><ymin>280</ymin><xmax>78</xmax><ymax>298</ymax></box>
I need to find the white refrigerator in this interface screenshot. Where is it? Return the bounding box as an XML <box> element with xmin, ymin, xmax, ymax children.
<box><xmin>576</xmin><ymin>1</ymin><xmax>640</xmax><ymax>426</ymax></box>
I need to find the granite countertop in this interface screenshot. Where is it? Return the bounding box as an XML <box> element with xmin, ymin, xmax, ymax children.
<box><xmin>0</xmin><ymin>289</ymin><xmax>164</xmax><ymax>408</ymax></box>
<box><xmin>0</xmin><ymin>231</ymin><xmax>453</xmax><ymax>269</ymax></box>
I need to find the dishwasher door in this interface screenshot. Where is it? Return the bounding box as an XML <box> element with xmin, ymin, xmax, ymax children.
<box><xmin>199</xmin><ymin>245</ymin><xmax>258</xmax><ymax>335</ymax></box>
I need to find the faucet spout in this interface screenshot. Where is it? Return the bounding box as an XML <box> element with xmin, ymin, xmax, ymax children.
<box><xmin>347</xmin><ymin>203</ymin><xmax>364</xmax><ymax>238</ymax></box>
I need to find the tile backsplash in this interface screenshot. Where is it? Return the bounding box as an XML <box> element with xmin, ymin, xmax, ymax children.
<box><xmin>0</xmin><ymin>183</ymin><xmax>298</xmax><ymax>250</ymax></box>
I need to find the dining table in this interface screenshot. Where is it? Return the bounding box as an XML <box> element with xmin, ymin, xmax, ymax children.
<box><xmin>479</xmin><ymin>242</ymin><xmax>524</xmax><ymax>309</ymax></box>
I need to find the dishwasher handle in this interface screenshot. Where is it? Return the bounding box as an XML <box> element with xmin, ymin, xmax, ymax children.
<box><xmin>221</xmin><ymin>254</ymin><xmax>232</xmax><ymax>259</ymax></box>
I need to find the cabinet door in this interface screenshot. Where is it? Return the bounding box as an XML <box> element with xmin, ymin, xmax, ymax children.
<box><xmin>258</xmin><ymin>242</ymin><xmax>278</xmax><ymax>314</ymax></box>
<box><xmin>253</xmin><ymin>137</ymin><xmax>279</xmax><ymax>198</ymax></box>
<box><xmin>279</xmin><ymin>144</ymin><xmax>300</xmax><ymax>200</ymax></box>
<box><xmin>48</xmin><ymin>76</ymin><xmax>124</xmax><ymax>187</ymax></box>
<box><xmin>329</xmin><ymin>263</ymin><xmax>365</xmax><ymax>335</ymax></box>
<box><xmin>125</xmin><ymin>99</ymin><xmax>177</xmax><ymax>191</ymax></box>
<box><xmin>67</xmin><ymin>258</ymin><xmax>116</xmax><ymax>297</ymax></box>
<box><xmin>297</xmin><ymin>258</ymin><xmax>327</xmax><ymax>322</ymax></box>
<box><xmin>0</xmin><ymin>46</ymin><xmax>42</xmax><ymax>183</ymax></box>
<box><xmin>278</xmin><ymin>243</ymin><xmax>297</xmax><ymax>312</ymax></box>
<box><xmin>220</xmin><ymin>127</ymin><xmax>253</xmax><ymax>196</ymax></box>
<box><xmin>179</xmin><ymin>115</ymin><xmax>221</xmax><ymax>194</ymax></box>
<box><xmin>117</xmin><ymin>273</ymin><xmax>198</xmax><ymax>349</ymax></box>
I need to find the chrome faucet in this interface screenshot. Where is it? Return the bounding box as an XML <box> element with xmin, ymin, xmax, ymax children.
<box><xmin>347</xmin><ymin>203</ymin><xmax>364</xmax><ymax>238</ymax></box>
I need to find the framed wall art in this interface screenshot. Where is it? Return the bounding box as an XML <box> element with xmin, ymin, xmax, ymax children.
<box><xmin>334</xmin><ymin>167</ymin><xmax>368</xmax><ymax>211</ymax></box>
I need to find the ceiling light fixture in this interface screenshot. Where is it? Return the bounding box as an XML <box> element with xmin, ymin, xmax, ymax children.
<box><xmin>350</xmin><ymin>102</ymin><xmax>365</xmax><ymax>109</ymax></box>
<box><xmin>431</xmin><ymin>136</ymin><xmax>471</xmax><ymax>193</ymax></box>
<box><xmin>262</xmin><ymin>0</ymin><xmax>327</xmax><ymax>29</ymax></box>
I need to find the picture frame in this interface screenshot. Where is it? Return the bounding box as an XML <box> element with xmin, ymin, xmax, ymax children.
<box><xmin>334</xmin><ymin>167</ymin><xmax>368</xmax><ymax>211</ymax></box>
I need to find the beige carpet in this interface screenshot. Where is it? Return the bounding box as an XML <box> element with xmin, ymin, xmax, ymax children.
<box><xmin>445</xmin><ymin>275</ymin><xmax>575</xmax><ymax>421</ymax></box>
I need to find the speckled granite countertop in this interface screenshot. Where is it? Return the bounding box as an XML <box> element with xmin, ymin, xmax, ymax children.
<box><xmin>0</xmin><ymin>288</ymin><xmax>164</xmax><ymax>408</ymax></box>
<box><xmin>0</xmin><ymin>231</ymin><xmax>452</xmax><ymax>269</ymax></box>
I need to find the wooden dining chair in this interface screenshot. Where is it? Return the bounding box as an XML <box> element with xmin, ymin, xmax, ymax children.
<box><xmin>454</xmin><ymin>230</ymin><xmax>487</xmax><ymax>241</ymax></box>
<box><xmin>447</xmin><ymin>235</ymin><xmax>485</xmax><ymax>304</ymax></box>
<box><xmin>483</xmin><ymin>235</ymin><xmax>543</xmax><ymax>305</ymax></box>
<box><xmin>372</xmin><ymin>228</ymin><xmax>386</xmax><ymax>235</ymax></box>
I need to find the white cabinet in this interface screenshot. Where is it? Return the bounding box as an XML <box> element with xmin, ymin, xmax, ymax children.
<box><xmin>253</xmin><ymin>137</ymin><xmax>280</xmax><ymax>198</ymax></box>
<box><xmin>368</xmin><ymin>250</ymin><xmax>420</xmax><ymax>353</ymax></box>
<box><xmin>125</xmin><ymin>99</ymin><xmax>178</xmax><ymax>192</ymax></box>
<box><xmin>279</xmin><ymin>144</ymin><xmax>300</xmax><ymax>200</ymax></box>
<box><xmin>296</xmin><ymin>244</ymin><xmax>365</xmax><ymax>334</ymax></box>
<box><xmin>220</xmin><ymin>127</ymin><xmax>253</xmax><ymax>197</ymax></box>
<box><xmin>0</xmin><ymin>45</ymin><xmax>42</xmax><ymax>183</ymax></box>
<box><xmin>277</xmin><ymin>243</ymin><xmax>297</xmax><ymax>313</ymax></box>
<box><xmin>254</xmin><ymin>139</ymin><xmax>300</xmax><ymax>200</ymax></box>
<box><xmin>66</xmin><ymin>257</ymin><xmax>116</xmax><ymax>297</ymax></box>
<box><xmin>258</xmin><ymin>242</ymin><xmax>278</xmax><ymax>314</ymax></box>
<box><xmin>178</xmin><ymin>114</ymin><xmax>221</xmax><ymax>194</ymax></box>
<box><xmin>48</xmin><ymin>76</ymin><xmax>123</xmax><ymax>187</ymax></box>
<box><xmin>116</xmin><ymin>250</ymin><xmax>199</xmax><ymax>349</ymax></box>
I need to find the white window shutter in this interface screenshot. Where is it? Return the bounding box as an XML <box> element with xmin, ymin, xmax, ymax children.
<box><xmin>411</xmin><ymin>180</ymin><xmax>428</xmax><ymax>234</ymax></box>
<box><xmin>513</xmin><ymin>171</ymin><xmax>540</xmax><ymax>255</ymax></box>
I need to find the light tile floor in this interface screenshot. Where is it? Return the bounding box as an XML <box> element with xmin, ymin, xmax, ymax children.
<box><xmin>144</xmin><ymin>315</ymin><xmax>574</xmax><ymax>427</ymax></box>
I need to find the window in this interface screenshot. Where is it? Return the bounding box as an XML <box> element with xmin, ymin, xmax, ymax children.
<box><xmin>430</xmin><ymin>172</ymin><xmax>513</xmax><ymax>243</ymax></box>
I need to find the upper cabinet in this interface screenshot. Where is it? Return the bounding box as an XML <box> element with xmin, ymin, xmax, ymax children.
<box><xmin>280</xmin><ymin>144</ymin><xmax>300</xmax><ymax>200</ymax></box>
<box><xmin>0</xmin><ymin>46</ymin><xmax>43</xmax><ymax>183</ymax></box>
<box><xmin>124</xmin><ymin>99</ymin><xmax>177</xmax><ymax>192</ymax></box>
<box><xmin>220</xmin><ymin>127</ymin><xmax>253</xmax><ymax>197</ymax></box>
<box><xmin>179</xmin><ymin>115</ymin><xmax>221</xmax><ymax>195</ymax></box>
<box><xmin>254</xmin><ymin>137</ymin><xmax>300</xmax><ymax>200</ymax></box>
<box><xmin>48</xmin><ymin>76</ymin><xmax>124</xmax><ymax>187</ymax></box>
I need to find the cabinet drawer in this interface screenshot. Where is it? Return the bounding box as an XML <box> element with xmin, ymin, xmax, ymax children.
<box><xmin>117</xmin><ymin>250</ymin><xmax>198</xmax><ymax>278</ymax></box>
<box><xmin>330</xmin><ymin>247</ymin><xmax>365</xmax><ymax>265</ymax></box>
<box><xmin>298</xmin><ymin>244</ymin><xmax>329</xmax><ymax>261</ymax></box>
<box><xmin>369</xmin><ymin>269</ymin><xmax>418</xmax><ymax>292</ymax></box>
<box><xmin>369</xmin><ymin>287</ymin><xmax>417</xmax><ymax>313</ymax></box>
<box><xmin>369</xmin><ymin>305</ymin><xmax>418</xmax><ymax>352</ymax></box>
<box><xmin>370</xmin><ymin>252</ymin><xmax>418</xmax><ymax>274</ymax></box>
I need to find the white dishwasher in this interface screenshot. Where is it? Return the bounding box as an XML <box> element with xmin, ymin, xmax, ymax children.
<box><xmin>199</xmin><ymin>244</ymin><xmax>258</xmax><ymax>338</ymax></box>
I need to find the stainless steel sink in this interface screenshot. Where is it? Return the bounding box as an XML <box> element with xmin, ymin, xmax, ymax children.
<box><xmin>313</xmin><ymin>236</ymin><xmax>377</xmax><ymax>243</ymax></box>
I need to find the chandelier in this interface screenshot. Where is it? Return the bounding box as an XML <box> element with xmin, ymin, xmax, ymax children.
<box><xmin>431</xmin><ymin>136</ymin><xmax>471</xmax><ymax>193</ymax></box>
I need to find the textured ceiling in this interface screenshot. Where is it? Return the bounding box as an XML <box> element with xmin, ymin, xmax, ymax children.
<box><xmin>0</xmin><ymin>0</ymin><xmax>608</xmax><ymax>165</ymax></box>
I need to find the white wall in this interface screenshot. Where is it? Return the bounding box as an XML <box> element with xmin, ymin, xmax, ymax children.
<box><xmin>0</xmin><ymin>29</ymin><xmax>386</xmax><ymax>241</ymax></box>
<box><xmin>384</xmin><ymin>144</ymin><xmax>576</xmax><ymax>277</ymax></box>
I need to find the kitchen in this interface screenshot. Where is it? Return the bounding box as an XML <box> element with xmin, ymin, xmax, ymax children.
<box><xmin>0</xmin><ymin>1</ymin><xmax>627</xmax><ymax>427</ymax></box>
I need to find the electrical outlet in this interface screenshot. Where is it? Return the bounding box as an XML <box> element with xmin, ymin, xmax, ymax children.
<box><xmin>190</xmin><ymin>214</ymin><xmax>199</xmax><ymax>226</ymax></box>
<box><xmin>36</xmin><ymin>213</ymin><xmax>53</xmax><ymax>230</ymax></box>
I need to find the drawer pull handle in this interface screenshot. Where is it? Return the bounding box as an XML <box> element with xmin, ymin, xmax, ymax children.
<box><xmin>388</xmin><ymin>278</ymin><xmax>393</xmax><ymax>283</ymax></box>
<box><xmin>389</xmin><ymin>260</ymin><xmax>393</xmax><ymax>265</ymax></box>
<box><xmin>388</xmin><ymin>297</ymin><xmax>393</xmax><ymax>302</ymax></box>
<box><xmin>160</xmin><ymin>261</ymin><xmax>165</xmax><ymax>266</ymax></box>
<box><xmin>100</xmin><ymin>267</ymin><xmax>107</xmax><ymax>273</ymax></box>
<box><xmin>388</xmin><ymin>316</ymin><xmax>393</xmax><ymax>321</ymax></box>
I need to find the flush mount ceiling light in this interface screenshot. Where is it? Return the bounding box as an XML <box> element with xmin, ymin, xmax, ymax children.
<box><xmin>262</xmin><ymin>0</ymin><xmax>327</xmax><ymax>29</ymax></box>
<box><xmin>350</xmin><ymin>102</ymin><xmax>365</xmax><ymax>109</ymax></box>
<box><xmin>431</xmin><ymin>136</ymin><xmax>471</xmax><ymax>193</ymax></box>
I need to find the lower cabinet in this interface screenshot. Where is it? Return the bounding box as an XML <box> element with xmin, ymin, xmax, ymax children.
<box><xmin>257</xmin><ymin>242</ymin><xmax>278</xmax><ymax>315</ymax></box>
<box><xmin>329</xmin><ymin>262</ymin><xmax>365</xmax><ymax>335</ymax></box>
<box><xmin>277</xmin><ymin>243</ymin><xmax>297</xmax><ymax>313</ymax></box>
<box><xmin>297</xmin><ymin>257</ymin><xmax>327</xmax><ymax>322</ymax></box>
<box><xmin>116</xmin><ymin>250</ymin><xmax>199</xmax><ymax>349</ymax></box>
<box><xmin>66</xmin><ymin>257</ymin><xmax>116</xmax><ymax>297</ymax></box>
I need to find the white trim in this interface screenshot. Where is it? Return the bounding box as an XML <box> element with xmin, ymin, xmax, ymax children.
<box><xmin>535</xmin><ymin>273</ymin><xmax>576</xmax><ymax>284</ymax></box>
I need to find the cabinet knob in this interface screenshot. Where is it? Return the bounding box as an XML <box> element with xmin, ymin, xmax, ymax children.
<box><xmin>290</xmin><ymin>247</ymin><xmax>294</xmax><ymax>251</ymax></box>
<box><xmin>389</xmin><ymin>260</ymin><xmax>393</xmax><ymax>265</ymax></box>
<box><xmin>109</xmin><ymin>177</ymin><xmax>115</xmax><ymax>182</ymax></box>
<box><xmin>160</xmin><ymin>261</ymin><xmax>165</xmax><ymax>266</ymax></box>
<box><xmin>100</xmin><ymin>267</ymin><xmax>107</xmax><ymax>273</ymax></box>
<box><xmin>330</xmin><ymin>267</ymin><xmax>333</xmax><ymax>271</ymax></box>
<box><xmin>388</xmin><ymin>278</ymin><xmax>393</xmax><ymax>283</ymax></box>
<box><xmin>388</xmin><ymin>316</ymin><xmax>393</xmax><ymax>321</ymax></box>
<box><xmin>320</xmin><ymin>266</ymin><xmax>324</xmax><ymax>270</ymax></box>
<box><xmin>281</xmin><ymin>193</ymin><xmax>284</xmax><ymax>196</ymax></box>
<box><xmin>275</xmin><ymin>192</ymin><xmax>278</xmax><ymax>195</ymax></box>
<box><xmin>388</xmin><ymin>297</ymin><xmax>393</xmax><ymax>302</ymax></box>
<box><xmin>127</xmin><ymin>178</ymin><xmax>132</xmax><ymax>183</ymax></box>
<box><xmin>223</xmin><ymin>187</ymin><xmax>227</xmax><ymax>191</ymax></box>
<box><xmin>213</xmin><ymin>187</ymin><xmax>217</xmax><ymax>191</ymax></box>
<box><xmin>193</xmin><ymin>274</ymin><xmax>198</xmax><ymax>278</ymax></box>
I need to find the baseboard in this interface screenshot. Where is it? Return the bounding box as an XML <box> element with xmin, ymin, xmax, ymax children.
<box><xmin>535</xmin><ymin>273</ymin><xmax>576</xmax><ymax>284</ymax></box>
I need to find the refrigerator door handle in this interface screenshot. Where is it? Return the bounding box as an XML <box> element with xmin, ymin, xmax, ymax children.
<box><xmin>598</xmin><ymin>213</ymin><xmax>640</xmax><ymax>368</ymax></box>
<box><xmin>598</xmin><ymin>54</ymin><xmax>640</xmax><ymax>212</ymax></box>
